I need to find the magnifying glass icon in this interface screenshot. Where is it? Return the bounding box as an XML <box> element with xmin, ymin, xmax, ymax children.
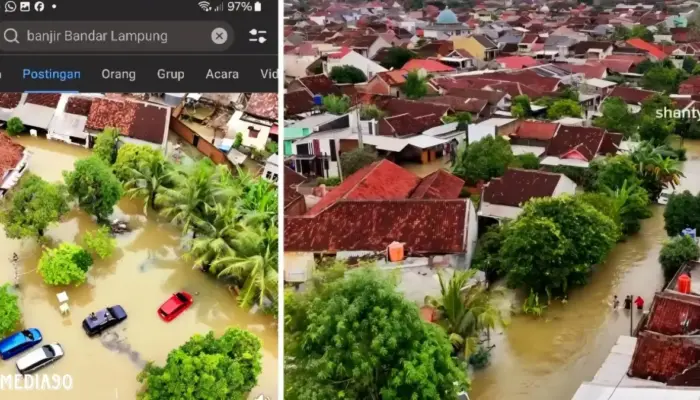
<box><xmin>4</xmin><ymin>29</ymin><xmax>19</xmax><ymax>44</ymax></box>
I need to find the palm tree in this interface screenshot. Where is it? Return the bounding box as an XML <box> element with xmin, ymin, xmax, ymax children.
<box><xmin>123</xmin><ymin>155</ymin><xmax>172</xmax><ymax>213</ymax></box>
<box><xmin>184</xmin><ymin>204</ymin><xmax>240</xmax><ymax>271</ymax></box>
<box><xmin>212</xmin><ymin>224</ymin><xmax>278</xmax><ymax>308</ymax></box>
<box><xmin>402</xmin><ymin>70</ymin><xmax>429</xmax><ymax>99</ymax></box>
<box><xmin>425</xmin><ymin>269</ymin><xmax>506</xmax><ymax>359</ymax></box>
<box><xmin>238</xmin><ymin>179</ymin><xmax>278</xmax><ymax>226</ymax></box>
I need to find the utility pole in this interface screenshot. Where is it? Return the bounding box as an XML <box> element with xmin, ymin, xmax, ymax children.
<box><xmin>630</xmin><ymin>293</ymin><xmax>634</xmax><ymax>336</ymax></box>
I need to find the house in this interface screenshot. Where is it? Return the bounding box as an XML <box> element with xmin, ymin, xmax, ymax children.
<box><xmin>496</xmin><ymin>56</ymin><xmax>538</xmax><ymax>70</ymax></box>
<box><xmin>0</xmin><ymin>133</ymin><xmax>30</xmax><ymax>198</ymax></box>
<box><xmin>284</xmin><ymin>159</ymin><xmax>478</xmax><ymax>264</ymax></box>
<box><xmin>261</xmin><ymin>154</ymin><xmax>279</xmax><ymax>185</ymax></box>
<box><xmin>452</xmin><ymin>35</ymin><xmax>499</xmax><ymax>61</ymax></box>
<box><xmin>518</xmin><ymin>33</ymin><xmax>539</xmax><ymax>54</ymax></box>
<box><xmin>679</xmin><ymin>76</ymin><xmax>700</xmax><ymax>95</ymax></box>
<box><xmin>625</xmin><ymin>38</ymin><xmax>667</xmax><ymax>61</ymax></box>
<box><xmin>284</xmin><ymin>166</ymin><xmax>307</xmax><ymax>216</ymax></box>
<box><xmin>402</xmin><ymin>59</ymin><xmax>456</xmax><ymax>75</ymax></box>
<box><xmin>225</xmin><ymin>92</ymin><xmax>278</xmax><ymax>151</ymax></box>
<box><xmin>541</xmin><ymin>126</ymin><xmax>607</xmax><ymax>168</ymax></box>
<box><xmin>287</xmin><ymin>74</ymin><xmax>342</xmax><ymax>97</ymax></box>
<box><xmin>570</xmin><ymin>41</ymin><xmax>614</xmax><ymax>59</ymax></box>
<box><xmin>365</xmin><ymin>70</ymin><xmax>407</xmax><ymax>97</ymax></box>
<box><xmin>341</xmin><ymin>34</ymin><xmax>391</xmax><ymax>59</ymax></box>
<box><xmin>422</xmin><ymin>8</ymin><xmax>469</xmax><ymax>39</ymax></box>
<box><xmin>85</xmin><ymin>97</ymin><xmax>171</xmax><ymax>148</ymax></box>
<box><xmin>606</xmin><ymin>86</ymin><xmax>656</xmax><ymax>113</ymax></box>
<box><xmin>479</xmin><ymin>169</ymin><xmax>577</xmax><ymax>220</ymax></box>
<box><xmin>509</xmin><ymin>120</ymin><xmax>559</xmax><ymax>147</ymax></box>
<box><xmin>324</xmin><ymin>48</ymin><xmax>387</xmax><ymax>79</ymax></box>
<box><xmin>284</xmin><ymin>43</ymin><xmax>320</xmax><ymax>80</ymax></box>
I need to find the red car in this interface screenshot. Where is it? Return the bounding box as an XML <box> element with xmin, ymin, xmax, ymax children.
<box><xmin>158</xmin><ymin>292</ymin><xmax>193</xmax><ymax>322</ymax></box>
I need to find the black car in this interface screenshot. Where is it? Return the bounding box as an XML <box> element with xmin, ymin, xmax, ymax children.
<box><xmin>82</xmin><ymin>306</ymin><xmax>127</xmax><ymax>337</ymax></box>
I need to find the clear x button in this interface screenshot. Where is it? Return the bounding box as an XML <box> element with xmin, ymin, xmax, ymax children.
<box><xmin>211</xmin><ymin>28</ymin><xmax>227</xmax><ymax>45</ymax></box>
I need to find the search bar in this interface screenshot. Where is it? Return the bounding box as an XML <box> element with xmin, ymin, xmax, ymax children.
<box><xmin>0</xmin><ymin>21</ymin><xmax>234</xmax><ymax>53</ymax></box>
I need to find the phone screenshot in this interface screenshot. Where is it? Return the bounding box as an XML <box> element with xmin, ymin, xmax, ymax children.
<box><xmin>0</xmin><ymin>1</ymin><xmax>279</xmax><ymax>399</ymax></box>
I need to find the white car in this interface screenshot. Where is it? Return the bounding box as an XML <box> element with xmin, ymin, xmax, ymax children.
<box><xmin>16</xmin><ymin>343</ymin><xmax>63</xmax><ymax>374</ymax></box>
<box><xmin>658</xmin><ymin>188</ymin><xmax>675</xmax><ymax>205</ymax></box>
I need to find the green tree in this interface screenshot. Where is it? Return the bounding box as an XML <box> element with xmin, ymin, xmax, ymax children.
<box><xmin>629</xmin><ymin>25</ymin><xmax>654</xmax><ymax>41</ymax></box>
<box><xmin>83</xmin><ymin>227</ymin><xmax>116</xmax><ymax>259</ymax></box>
<box><xmin>185</xmin><ymin>204</ymin><xmax>238</xmax><ymax>271</ymax></box>
<box><xmin>38</xmin><ymin>243</ymin><xmax>93</xmax><ymax>286</ymax></box>
<box><xmin>546</xmin><ymin>99</ymin><xmax>582</xmax><ymax>120</ymax></box>
<box><xmin>0</xmin><ymin>175</ymin><xmax>69</xmax><ymax>239</ymax></box>
<box><xmin>442</xmin><ymin>111</ymin><xmax>472</xmax><ymax>129</ymax></box>
<box><xmin>664</xmin><ymin>191</ymin><xmax>700</xmax><ymax>236</ymax></box>
<box><xmin>402</xmin><ymin>70</ymin><xmax>429</xmax><ymax>99</ymax></box>
<box><xmin>0</xmin><ymin>283</ymin><xmax>21</xmax><ymax>336</ymax></box>
<box><xmin>693</xmin><ymin>64</ymin><xmax>700</xmax><ymax>75</ymax></box>
<box><xmin>559</xmin><ymin>86</ymin><xmax>579</xmax><ymax>101</ymax></box>
<box><xmin>512</xmin><ymin>153</ymin><xmax>540</xmax><ymax>170</ymax></box>
<box><xmin>594</xmin><ymin>155</ymin><xmax>640</xmax><ymax>191</ymax></box>
<box><xmin>212</xmin><ymin>225</ymin><xmax>278</xmax><ymax>308</ymax></box>
<box><xmin>630</xmin><ymin>142</ymin><xmax>683</xmax><ymax>200</ymax></box>
<box><xmin>452</xmin><ymin>136</ymin><xmax>514</xmax><ymax>184</ymax></box>
<box><xmin>322</xmin><ymin>94</ymin><xmax>350</xmax><ymax>115</ymax></box>
<box><xmin>602</xmin><ymin>180</ymin><xmax>652</xmax><ymax>235</ymax></box>
<box><xmin>233</xmin><ymin>132</ymin><xmax>243</xmax><ymax>148</ymax></box>
<box><xmin>64</xmin><ymin>157</ymin><xmax>123</xmax><ymax>222</ymax></box>
<box><xmin>635</xmin><ymin>59</ymin><xmax>656</xmax><ymax>74</ymax></box>
<box><xmin>124</xmin><ymin>151</ymin><xmax>173</xmax><ymax>212</ymax></box>
<box><xmin>340</xmin><ymin>146</ymin><xmax>379</xmax><ymax>177</ymax></box>
<box><xmin>329</xmin><ymin>65</ymin><xmax>367</xmax><ymax>84</ymax></box>
<box><xmin>674</xmin><ymin>117</ymin><xmax>700</xmax><ymax>146</ymax></box>
<box><xmin>612</xmin><ymin>25</ymin><xmax>630</xmax><ymax>40</ymax></box>
<box><xmin>638</xmin><ymin>115</ymin><xmax>674</xmax><ymax>146</ymax></box>
<box><xmin>6</xmin><ymin>117</ymin><xmax>24</xmax><ymax>135</ymax></box>
<box><xmin>500</xmin><ymin>196</ymin><xmax>619</xmax><ymax>293</ymax></box>
<box><xmin>137</xmin><ymin>328</ymin><xmax>262</xmax><ymax>400</ymax></box>
<box><xmin>511</xmin><ymin>95</ymin><xmax>532</xmax><ymax>118</ymax></box>
<box><xmin>113</xmin><ymin>144</ymin><xmax>163</xmax><ymax>182</ymax></box>
<box><xmin>642</xmin><ymin>64</ymin><xmax>687</xmax><ymax>92</ymax></box>
<box><xmin>92</xmin><ymin>127</ymin><xmax>120</xmax><ymax>165</ymax></box>
<box><xmin>659</xmin><ymin>235</ymin><xmax>700</xmax><ymax>280</ymax></box>
<box><xmin>359</xmin><ymin>104</ymin><xmax>385</xmax><ymax>120</ymax></box>
<box><xmin>472</xmin><ymin>223</ymin><xmax>507</xmax><ymax>282</ymax></box>
<box><xmin>425</xmin><ymin>269</ymin><xmax>506</xmax><ymax>358</ymax></box>
<box><xmin>577</xmin><ymin>192</ymin><xmax>620</xmax><ymax>228</ymax></box>
<box><xmin>381</xmin><ymin>47</ymin><xmax>417</xmax><ymax>69</ymax></box>
<box><xmin>684</xmin><ymin>56</ymin><xmax>698</xmax><ymax>74</ymax></box>
<box><xmin>593</xmin><ymin>97</ymin><xmax>637</xmax><ymax>137</ymax></box>
<box><xmin>640</xmin><ymin>93</ymin><xmax>674</xmax><ymax>117</ymax></box>
<box><xmin>285</xmin><ymin>267</ymin><xmax>468</xmax><ymax>399</ymax></box>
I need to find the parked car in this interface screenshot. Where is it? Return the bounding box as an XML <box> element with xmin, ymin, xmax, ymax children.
<box><xmin>0</xmin><ymin>329</ymin><xmax>42</xmax><ymax>360</ymax></box>
<box><xmin>16</xmin><ymin>343</ymin><xmax>63</xmax><ymax>374</ymax></box>
<box><xmin>658</xmin><ymin>188</ymin><xmax>674</xmax><ymax>205</ymax></box>
<box><xmin>158</xmin><ymin>292</ymin><xmax>193</xmax><ymax>322</ymax></box>
<box><xmin>82</xmin><ymin>305</ymin><xmax>127</xmax><ymax>337</ymax></box>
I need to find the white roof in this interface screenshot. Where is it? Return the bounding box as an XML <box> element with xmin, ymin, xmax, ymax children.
<box><xmin>295</xmin><ymin>128</ymin><xmax>352</xmax><ymax>144</ymax></box>
<box><xmin>586</xmin><ymin>78</ymin><xmax>617</xmax><ymax>88</ymax></box>
<box><xmin>186</xmin><ymin>93</ymin><xmax>202</xmax><ymax>100</ymax></box>
<box><xmin>556</xmin><ymin>117</ymin><xmax>586</xmax><ymax>126</ymax></box>
<box><xmin>405</xmin><ymin>135</ymin><xmax>449</xmax><ymax>149</ymax></box>
<box><xmin>354</xmin><ymin>134</ymin><xmax>407</xmax><ymax>152</ymax></box>
<box><xmin>48</xmin><ymin>112</ymin><xmax>88</xmax><ymax>139</ymax></box>
<box><xmin>12</xmin><ymin>103</ymin><xmax>56</xmax><ymax>130</ymax></box>
<box><xmin>226</xmin><ymin>147</ymin><xmax>247</xmax><ymax>165</ymax></box>
<box><xmin>286</xmin><ymin>113</ymin><xmax>340</xmax><ymax>129</ymax></box>
<box><xmin>510</xmin><ymin>145</ymin><xmax>545</xmax><ymax>156</ymax></box>
<box><xmin>541</xmin><ymin>156</ymin><xmax>589</xmax><ymax>168</ymax></box>
<box><xmin>476</xmin><ymin>118</ymin><xmax>516</xmax><ymax>127</ymax></box>
<box><xmin>423</xmin><ymin>122</ymin><xmax>459</xmax><ymax>137</ymax></box>
<box><xmin>572</xmin><ymin>385</ymin><xmax>700</xmax><ymax>400</ymax></box>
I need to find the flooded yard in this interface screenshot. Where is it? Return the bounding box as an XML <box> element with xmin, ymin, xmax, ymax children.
<box><xmin>0</xmin><ymin>137</ymin><xmax>278</xmax><ymax>399</ymax></box>
<box><xmin>468</xmin><ymin>140</ymin><xmax>700</xmax><ymax>400</ymax></box>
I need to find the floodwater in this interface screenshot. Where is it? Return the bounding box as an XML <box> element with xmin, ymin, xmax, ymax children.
<box><xmin>469</xmin><ymin>140</ymin><xmax>700</xmax><ymax>400</ymax></box>
<box><xmin>0</xmin><ymin>137</ymin><xmax>278</xmax><ymax>399</ymax></box>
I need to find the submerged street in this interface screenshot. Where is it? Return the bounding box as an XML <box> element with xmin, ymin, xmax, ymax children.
<box><xmin>0</xmin><ymin>137</ymin><xmax>278</xmax><ymax>399</ymax></box>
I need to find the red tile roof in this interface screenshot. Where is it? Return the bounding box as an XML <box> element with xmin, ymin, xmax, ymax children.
<box><xmin>410</xmin><ymin>169</ymin><xmax>464</xmax><ymax>199</ymax></box>
<box><xmin>285</xmin><ymin>199</ymin><xmax>470</xmax><ymax>254</ymax></box>
<box><xmin>375</xmin><ymin>97</ymin><xmax>451</xmax><ymax>119</ymax></box>
<box><xmin>496</xmin><ymin>56</ymin><xmax>538</xmax><ymax>70</ymax></box>
<box><xmin>284</xmin><ymin>166</ymin><xmax>306</xmax><ymax>205</ymax></box>
<box><xmin>328</xmin><ymin>46</ymin><xmax>352</xmax><ymax>59</ymax></box>
<box><xmin>86</xmin><ymin>98</ymin><xmax>139</xmax><ymax>135</ymax></box>
<box><xmin>402</xmin><ymin>59</ymin><xmax>456</xmax><ymax>73</ymax></box>
<box><xmin>545</xmin><ymin>126</ymin><xmax>606</xmax><ymax>161</ymax></box>
<box><xmin>626</xmin><ymin>38</ymin><xmax>667</xmax><ymax>59</ymax></box>
<box><xmin>25</xmin><ymin>93</ymin><xmax>61</xmax><ymax>108</ymax></box>
<box><xmin>306</xmin><ymin>159</ymin><xmax>421</xmax><ymax>215</ymax></box>
<box><xmin>296</xmin><ymin>74</ymin><xmax>342</xmax><ymax>96</ymax></box>
<box><xmin>284</xmin><ymin>90</ymin><xmax>316</xmax><ymax>116</ymax></box>
<box><xmin>483</xmin><ymin>168</ymin><xmax>564</xmax><ymax>207</ymax></box>
<box><xmin>628</xmin><ymin>331</ymin><xmax>700</xmax><ymax>382</ymax></box>
<box><xmin>513</xmin><ymin>120</ymin><xmax>559</xmax><ymax>141</ymax></box>
<box><xmin>607</xmin><ymin>86</ymin><xmax>656</xmax><ymax>105</ymax></box>
<box><xmin>0</xmin><ymin>133</ymin><xmax>24</xmax><ymax>180</ymax></box>
<box><xmin>0</xmin><ymin>93</ymin><xmax>21</xmax><ymax>109</ymax></box>
<box><xmin>131</xmin><ymin>104</ymin><xmax>169</xmax><ymax>145</ymax></box>
<box><xmin>599</xmin><ymin>132</ymin><xmax>623</xmax><ymax>156</ymax></box>
<box><xmin>645</xmin><ymin>291</ymin><xmax>700</xmax><ymax>335</ymax></box>
<box><xmin>245</xmin><ymin>93</ymin><xmax>278</xmax><ymax>120</ymax></box>
<box><xmin>421</xmin><ymin>96</ymin><xmax>488</xmax><ymax>114</ymax></box>
<box><xmin>560</xmin><ymin>63</ymin><xmax>608</xmax><ymax>79</ymax></box>
<box><xmin>64</xmin><ymin>96</ymin><xmax>94</xmax><ymax>116</ymax></box>
<box><xmin>378</xmin><ymin>113</ymin><xmax>424</xmax><ymax>138</ymax></box>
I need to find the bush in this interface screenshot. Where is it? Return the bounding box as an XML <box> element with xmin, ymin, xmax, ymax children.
<box><xmin>92</xmin><ymin>127</ymin><xmax>120</xmax><ymax>165</ymax></box>
<box><xmin>340</xmin><ymin>147</ymin><xmax>378</xmax><ymax>177</ymax></box>
<box><xmin>38</xmin><ymin>243</ymin><xmax>93</xmax><ymax>286</ymax></box>
<box><xmin>233</xmin><ymin>132</ymin><xmax>243</xmax><ymax>148</ymax></box>
<box><xmin>317</xmin><ymin>176</ymin><xmax>341</xmax><ymax>186</ymax></box>
<box><xmin>64</xmin><ymin>157</ymin><xmax>123</xmax><ymax>221</ymax></box>
<box><xmin>265</xmin><ymin>141</ymin><xmax>278</xmax><ymax>155</ymax></box>
<box><xmin>83</xmin><ymin>227</ymin><xmax>116</xmax><ymax>259</ymax></box>
<box><xmin>659</xmin><ymin>236</ymin><xmax>700</xmax><ymax>280</ymax></box>
<box><xmin>0</xmin><ymin>283</ymin><xmax>21</xmax><ymax>336</ymax></box>
<box><xmin>6</xmin><ymin>117</ymin><xmax>24</xmax><ymax>135</ymax></box>
<box><xmin>664</xmin><ymin>191</ymin><xmax>700</xmax><ymax>236</ymax></box>
<box><xmin>512</xmin><ymin>153</ymin><xmax>540</xmax><ymax>170</ymax></box>
<box><xmin>329</xmin><ymin>65</ymin><xmax>367</xmax><ymax>84</ymax></box>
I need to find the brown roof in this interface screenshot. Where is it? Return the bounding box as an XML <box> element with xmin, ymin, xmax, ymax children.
<box><xmin>628</xmin><ymin>331</ymin><xmax>700</xmax><ymax>382</ymax></box>
<box><xmin>445</xmin><ymin>88</ymin><xmax>506</xmax><ymax>105</ymax></box>
<box><xmin>599</xmin><ymin>132</ymin><xmax>623</xmax><ymax>155</ymax></box>
<box><xmin>513</xmin><ymin>120</ymin><xmax>559</xmax><ymax>141</ymax></box>
<box><xmin>645</xmin><ymin>291</ymin><xmax>700</xmax><ymax>336</ymax></box>
<box><xmin>421</xmin><ymin>96</ymin><xmax>488</xmax><ymax>114</ymax></box>
<box><xmin>483</xmin><ymin>168</ymin><xmax>563</xmax><ymax>207</ymax></box>
<box><xmin>284</xmin><ymin>90</ymin><xmax>316</xmax><ymax>116</ymax></box>
<box><xmin>375</xmin><ymin>97</ymin><xmax>451</xmax><ymax>118</ymax></box>
<box><xmin>545</xmin><ymin>126</ymin><xmax>606</xmax><ymax>161</ymax></box>
<box><xmin>306</xmin><ymin>159</ymin><xmax>421</xmax><ymax>216</ymax></box>
<box><xmin>296</xmin><ymin>74</ymin><xmax>342</xmax><ymax>96</ymax></box>
<box><xmin>0</xmin><ymin>93</ymin><xmax>21</xmax><ymax>109</ymax></box>
<box><xmin>245</xmin><ymin>93</ymin><xmax>278</xmax><ymax>120</ymax></box>
<box><xmin>0</xmin><ymin>133</ymin><xmax>24</xmax><ymax>179</ymax></box>
<box><xmin>25</xmin><ymin>94</ymin><xmax>61</xmax><ymax>108</ymax></box>
<box><xmin>285</xmin><ymin>199</ymin><xmax>470</xmax><ymax>254</ymax></box>
<box><xmin>64</xmin><ymin>96</ymin><xmax>94</xmax><ymax>116</ymax></box>
<box><xmin>130</xmin><ymin>104</ymin><xmax>169</xmax><ymax>145</ymax></box>
<box><xmin>571</xmin><ymin>41</ymin><xmax>613</xmax><ymax>55</ymax></box>
<box><xmin>607</xmin><ymin>86</ymin><xmax>656</xmax><ymax>105</ymax></box>
<box><xmin>284</xmin><ymin>166</ymin><xmax>306</xmax><ymax>205</ymax></box>
<box><xmin>343</xmin><ymin>35</ymin><xmax>379</xmax><ymax>48</ymax></box>
<box><xmin>410</xmin><ymin>169</ymin><xmax>464</xmax><ymax>199</ymax></box>
<box><xmin>86</xmin><ymin>98</ymin><xmax>139</xmax><ymax>135</ymax></box>
<box><xmin>378</xmin><ymin>113</ymin><xmax>424</xmax><ymax>138</ymax></box>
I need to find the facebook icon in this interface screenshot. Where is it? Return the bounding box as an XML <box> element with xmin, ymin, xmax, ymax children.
<box><xmin>34</xmin><ymin>1</ymin><xmax>44</xmax><ymax>11</ymax></box>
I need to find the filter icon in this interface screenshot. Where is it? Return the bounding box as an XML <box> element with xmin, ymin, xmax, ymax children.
<box><xmin>253</xmin><ymin>1</ymin><xmax>261</xmax><ymax>11</ymax></box>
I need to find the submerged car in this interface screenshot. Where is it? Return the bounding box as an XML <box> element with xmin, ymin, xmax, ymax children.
<box><xmin>158</xmin><ymin>292</ymin><xmax>193</xmax><ymax>322</ymax></box>
<box><xmin>16</xmin><ymin>343</ymin><xmax>63</xmax><ymax>374</ymax></box>
<box><xmin>658</xmin><ymin>188</ymin><xmax>675</xmax><ymax>205</ymax></box>
<box><xmin>82</xmin><ymin>305</ymin><xmax>127</xmax><ymax>337</ymax></box>
<box><xmin>0</xmin><ymin>329</ymin><xmax>42</xmax><ymax>360</ymax></box>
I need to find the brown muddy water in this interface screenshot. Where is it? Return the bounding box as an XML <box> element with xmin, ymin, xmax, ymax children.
<box><xmin>0</xmin><ymin>137</ymin><xmax>278</xmax><ymax>399</ymax></box>
<box><xmin>469</xmin><ymin>140</ymin><xmax>700</xmax><ymax>400</ymax></box>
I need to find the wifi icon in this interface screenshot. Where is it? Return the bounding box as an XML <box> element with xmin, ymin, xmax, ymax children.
<box><xmin>198</xmin><ymin>1</ymin><xmax>211</xmax><ymax>11</ymax></box>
